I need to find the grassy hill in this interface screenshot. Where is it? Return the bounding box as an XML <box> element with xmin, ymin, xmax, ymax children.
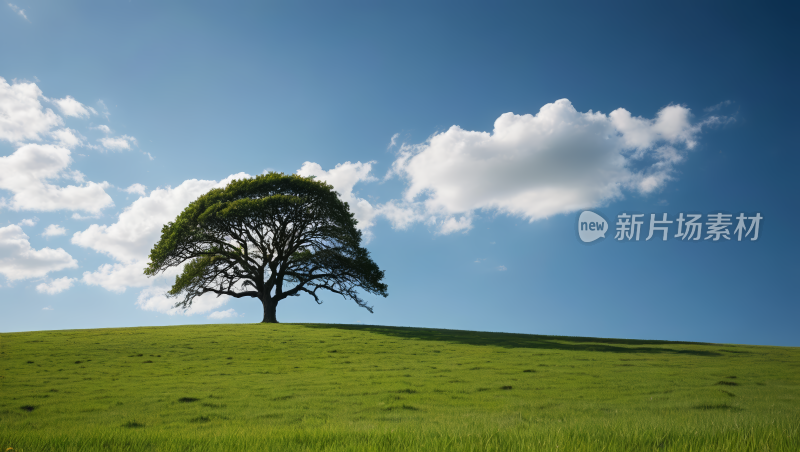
<box><xmin>1</xmin><ymin>323</ymin><xmax>798</xmax><ymax>451</ymax></box>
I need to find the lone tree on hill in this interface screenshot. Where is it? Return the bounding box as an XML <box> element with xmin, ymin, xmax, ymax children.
<box><xmin>144</xmin><ymin>173</ymin><xmax>388</xmax><ymax>323</ymax></box>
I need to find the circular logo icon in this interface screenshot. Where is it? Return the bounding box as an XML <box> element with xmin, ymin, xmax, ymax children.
<box><xmin>578</xmin><ymin>211</ymin><xmax>607</xmax><ymax>243</ymax></box>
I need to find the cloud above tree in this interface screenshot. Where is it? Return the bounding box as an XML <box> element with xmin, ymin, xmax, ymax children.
<box><xmin>72</xmin><ymin>173</ymin><xmax>251</xmax><ymax>314</ymax></box>
<box><xmin>0</xmin><ymin>81</ymin><xmax>728</xmax><ymax>316</ymax></box>
<box><xmin>303</xmin><ymin>99</ymin><xmax>725</xmax><ymax>236</ymax></box>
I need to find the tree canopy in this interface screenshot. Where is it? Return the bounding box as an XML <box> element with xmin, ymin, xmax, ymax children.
<box><xmin>144</xmin><ymin>172</ymin><xmax>387</xmax><ymax>323</ymax></box>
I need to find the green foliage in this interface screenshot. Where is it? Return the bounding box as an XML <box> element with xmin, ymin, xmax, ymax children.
<box><xmin>2</xmin><ymin>324</ymin><xmax>799</xmax><ymax>451</ymax></box>
<box><xmin>144</xmin><ymin>172</ymin><xmax>387</xmax><ymax>320</ymax></box>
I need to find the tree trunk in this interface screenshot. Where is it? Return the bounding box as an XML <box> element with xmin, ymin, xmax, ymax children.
<box><xmin>261</xmin><ymin>297</ymin><xmax>279</xmax><ymax>323</ymax></box>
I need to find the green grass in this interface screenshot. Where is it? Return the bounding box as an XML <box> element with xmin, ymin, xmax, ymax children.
<box><xmin>1</xmin><ymin>323</ymin><xmax>798</xmax><ymax>451</ymax></box>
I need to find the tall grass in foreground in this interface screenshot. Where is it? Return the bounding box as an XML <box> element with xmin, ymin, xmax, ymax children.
<box><xmin>3</xmin><ymin>416</ymin><xmax>799</xmax><ymax>452</ymax></box>
<box><xmin>1</xmin><ymin>323</ymin><xmax>799</xmax><ymax>451</ymax></box>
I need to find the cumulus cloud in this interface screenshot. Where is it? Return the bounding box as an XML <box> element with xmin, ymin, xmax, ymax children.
<box><xmin>0</xmin><ymin>143</ymin><xmax>114</xmax><ymax>213</ymax></box>
<box><xmin>0</xmin><ymin>78</ymin><xmax>121</xmax><ymax>214</ymax></box>
<box><xmin>73</xmin><ymin>173</ymin><xmax>251</xmax><ymax>312</ymax></box>
<box><xmin>42</xmin><ymin>224</ymin><xmax>67</xmax><ymax>237</ymax></box>
<box><xmin>73</xmin><ymin>175</ymin><xmax>249</xmax><ymax>266</ymax></box>
<box><xmin>53</xmin><ymin>96</ymin><xmax>96</xmax><ymax>118</ymax></box>
<box><xmin>609</xmin><ymin>104</ymin><xmax>701</xmax><ymax>150</ymax></box>
<box><xmin>375</xmin><ymin>199</ymin><xmax>425</xmax><ymax>230</ymax></box>
<box><xmin>439</xmin><ymin>215</ymin><xmax>473</xmax><ymax>234</ymax></box>
<box><xmin>100</xmin><ymin>135</ymin><xmax>137</xmax><ymax>151</ymax></box>
<box><xmin>94</xmin><ymin>124</ymin><xmax>111</xmax><ymax>133</ymax></box>
<box><xmin>0</xmin><ymin>77</ymin><xmax>63</xmax><ymax>143</ymax></box>
<box><xmin>36</xmin><ymin>277</ymin><xmax>76</xmax><ymax>294</ymax></box>
<box><xmin>18</xmin><ymin>217</ymin><xmax>37</xmax><ymax>227</ymax></box>
<box><xmin>50</xmin><ymin>128</ymin><xmax>84</xmax><ymax>149</ymax></box>
<box><xmin>293</xmin><ymin>161</ymin><xmax>468</xmax><ymax>236</ymax></box>
<box><xmin>0</xmin><ymin>224</ymin><xmax>77</xmax><ymax>281</ymax></box>
<box><xmin>297</xmin><ymin>161</ymin><xmax>379</xmax><ymax>240</ymax></box>
<box><xmin>385</xmin><ymin>99</ymin><xmax>721</xmax><ymax>233</ymax></box>
<box><xmin>136</xmin><ymin>285</ymin><xmax>231</xmax><ymax>315</ymax></box>
<box><xmin>80</xmin><ymin>261</ymin><xmax>152</xmax><ymax>293</ymax></box>
<box><xmin>0</xmin><ymin>78</ymin><xmax>102</xmax><ymax>151</ymax></box>
<box><xmin>124</xmin><ymin>183</ymin><xmax>146</xmax><ymax>196</ymax></box>
<box><xmin>208</xmin><ymin>309</ymin><xmax>238</xmax><ymax>319</ymax></box>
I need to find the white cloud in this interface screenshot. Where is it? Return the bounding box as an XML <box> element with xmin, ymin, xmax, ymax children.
<box><xmin>36</xmin><ymin>277</ymin><xmax>76</xmax><ymax>294</ymax></box>
<box><xmin>0</xmin><ymin>143</ymin><xmax>114</xmax><ymax>213</ymax></box>
<box><xmin>0</xmin><ymin>77</ymin><xmax>63</xmax><ymax>143</ymax></box>
<box><xmin>73</xmin><ymin>173</ymin><xmax>251</xmax><ymax>309</ymax></box>
<box><xmin>609</xmin><ymin>104</ymin><xmax>701</xmax><ymax>150</ymax></box>
<box><xmin>294</xmin><ymin>161</ymin><xmax>475</xmax><ymax>236</ymax></box>
<box><xmin>73</xmin><ymin>175</ymin><xmax>248</xmax><ymax>265</ymax></box>
<box><xmin>497</xmin><ymin>265</ymin><xmax>507</xmax><ymax>271</ymax></box>
<box><xmin>100</xmin><ymin>135</ymin><xmax>137</xmax><ymax>151</ymax></box>
<box><xmin>42</xmin><ymin>306</ymin><xmax>53</xmax><ymax>311</ymax></box>
<box><xmin>18</xmin><ymin>217</ymin><xmax>38</xmax><ymax>227</ymax></box>
<box><xmin>8</xmin><ymin>3</ymin><xmax>28</xmax><ymax>21</ymax></box>
<box><xmin>94</xmin><ymin>124</ymin><xmax>111</xmax><ymax>133</ymax></box>
<box><xmin>375</xmin><ymin>199</ymin><xmax>425</xmax><ymax>230</ymax></box>
<box><xmin>0</xmin><ymin>79</ymin><xmax>120</xmax><ymax>214</ymax></box>
<box><xmin>386</xmin><ymin>99</ymin><xmax>719</xmax><ymax>233</ymax></box>
<box><xmin>80</xmin><ymin>261</ymin><xmax>151</xmax><ymax>293</ymax></box>
<box><xmin>53</xmin><ymin>96</ymin><xmax>96</xmax><ymax>118</ymax></box>
<box><xmin>0</xmin><ymin>78</ymin><xmax>119</xmax><ymax>152</ymax></box>
<box><xmin>0</xmin><ymin>224</ymin><xmax>77</xmax><ymax>281</ymax></box>
<box><xmin>297</xmin><ymin>161</ymin><xmax>379</xmax><ymax>240</ymax></box>
<box><xmin>208</xmin><ymin>309</ymin><xmax>238</xmax><ymax>319</ymax></box>
<box><xmin>124</xmin><ymin>183</ymin><xmax>146</xmax><ymax>196</ymax></box>
<box><xmin>439</xmin><ymin>215</ymin><xmax>473</xmax><ymax>234</ymax></box>
<box><xmin>136</xmin><ymin>285</ymin><xmax>230</xmax><ymax>315</ymax></box>
<box><xmin>71</xmin><ymin>212</ymin><xmax>100</xmax><ymax>220</ymax></box>
<box><xmin>42</xmin><ymin>224</ymin><xmax>67</xmax><ymax>237</ymax></box>
<box><xmin>50</xmin><ymin>128</ymin><xmax>84</xmax><ymax>149</ymax></box>
<box><xmin>387</xmin><ymin>132</ymin><xmax>399</xmax><ymax>149</ymax></box>
<box><xmin>705</xmin><ymin>100</ymin><xmax>732</xmax><ymax>112</ymax></box>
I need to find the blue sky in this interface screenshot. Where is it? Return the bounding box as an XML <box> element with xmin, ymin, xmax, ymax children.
<box><xmin>1</xmin><ymin>1</ymin><xmax>797</xmax><ymax>346</ymax></box>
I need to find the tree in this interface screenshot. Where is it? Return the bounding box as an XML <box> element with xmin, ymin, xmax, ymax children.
<box><xmin>144</xmin><ymin>173</ymin><xmax>388</xmax><ymax>323</ymax></box>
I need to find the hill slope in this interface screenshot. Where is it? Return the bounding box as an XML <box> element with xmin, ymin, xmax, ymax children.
<box><xmin>2</xmin><ymin>323</ymin><xmax>799</xmax><ymax>451</ymax></box>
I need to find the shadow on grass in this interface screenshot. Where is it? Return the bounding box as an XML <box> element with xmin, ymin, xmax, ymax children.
<box><xmin>296</xmin><ymin>324</ymin><xmax>722</xmax><ymax>357</ymax></box>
